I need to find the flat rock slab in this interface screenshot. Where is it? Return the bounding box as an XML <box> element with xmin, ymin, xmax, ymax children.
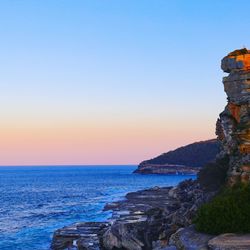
<box><xmin>169</xmin><ymin>225</ymin><xmax>214</xmax><ymax>250</ymax></box>
<box><xmin>51</xmin><ymin>222</ymin><xmax>108</xmax><ymax>250</ymax></box>
<box><xmin>104</xmin><ymin>186</ymin><xmax>173</xmax><ymax>214</ymax></box>
<box><xmin>208</xmin><ymin>233</ymin><xmax>250</xmax><ymax>250</ymax></box>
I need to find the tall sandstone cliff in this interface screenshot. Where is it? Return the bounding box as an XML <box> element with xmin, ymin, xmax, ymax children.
<box><xmin>217</xmin><ymin>48</ymin><xmax>250</xmax><ymax>185</ymax></box>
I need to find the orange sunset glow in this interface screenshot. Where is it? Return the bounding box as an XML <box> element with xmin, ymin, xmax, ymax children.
<box><xmin>0</xmin><ymin>116</ymin><xmax>214</xmax><ymax>165</ymax></box>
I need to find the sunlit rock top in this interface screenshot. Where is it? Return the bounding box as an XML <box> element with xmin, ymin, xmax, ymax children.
<box><xmin>221</xmin><ymin>48</ymin><xmax>250</xmax><ymax>73</ymax></box>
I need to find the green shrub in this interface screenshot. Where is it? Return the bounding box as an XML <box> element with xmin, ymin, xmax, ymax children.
<box><xmin>197</xmin><ymin>156</ymin><xmax>229</xmax><ymax>191</ymax></box>
<box><xmin>194</xmin><ymin>184</ymin><xmax>250</xmax><ymax>234</ymax></box>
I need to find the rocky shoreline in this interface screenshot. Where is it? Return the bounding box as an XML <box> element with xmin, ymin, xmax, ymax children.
<box><xmin>51</xmin><ymin>178</ymin><xmax>250</xmax><ymax>250</ymax></box>
<box><xmin>51</xmin><ymin>179</ymin><xmax>215</xmax><ymax>250</ymax></box>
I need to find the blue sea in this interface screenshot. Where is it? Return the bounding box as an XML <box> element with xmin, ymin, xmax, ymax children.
<box><xmin>0</xmin><ymin>165</ymin><xmax>195</xmax><ymax>250</ymax></box>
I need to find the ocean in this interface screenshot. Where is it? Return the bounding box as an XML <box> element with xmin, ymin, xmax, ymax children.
<box><xmin>0</xmin><ymin>165</ymin><xmax>196</xmax><ymax>250</ymax></box>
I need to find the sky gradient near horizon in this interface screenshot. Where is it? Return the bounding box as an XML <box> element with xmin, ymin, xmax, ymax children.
<box><xmin>1</xmin><ymin>0</ymin><xmax>250</xmax><ymax>165</ymax></box>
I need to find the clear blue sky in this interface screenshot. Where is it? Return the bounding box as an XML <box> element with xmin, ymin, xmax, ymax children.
<box><xmin>1</xmin><ymin>0</ymin><xmax>250</xmax><ymax>165</ymax></box>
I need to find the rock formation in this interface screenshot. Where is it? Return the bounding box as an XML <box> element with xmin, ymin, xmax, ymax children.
<box><xmin>51</xmin><ymin>49</ymin><xmax>250</xmax><ymax>250</ymax></box>
<box><xmin>217</xmin><ymin>48</ymin><xmax>250</xmax><ymax>185</ymax></box>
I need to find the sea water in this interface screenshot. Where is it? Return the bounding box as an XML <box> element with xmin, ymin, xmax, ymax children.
<box><xmin>0</xmin><ymin>165</ymin><xmax>195</xmax><ymax>250</ymax></box>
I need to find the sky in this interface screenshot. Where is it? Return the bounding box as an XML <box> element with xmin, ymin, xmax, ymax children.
<box><xmin>1</xmin><ymin>0</ymin><xmax>250</xmax><ymax>165</ymax></box>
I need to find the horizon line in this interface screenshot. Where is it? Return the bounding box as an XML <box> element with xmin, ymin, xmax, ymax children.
<box><xmin>0</xmin><ymin>164</ymin><xmax>137</xmax><ymax>167</ymax></box>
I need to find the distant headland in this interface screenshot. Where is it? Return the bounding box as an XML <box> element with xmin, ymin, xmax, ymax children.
<box><xmin>134</xmin><ymin>139</ymin><xmax>220</xmax><ymax>175</ymax></box>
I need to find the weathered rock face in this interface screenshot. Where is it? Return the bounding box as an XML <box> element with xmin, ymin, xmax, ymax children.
<box><xmin>217</xmin><ymin>48</ymin><xmax>250</xmax><ymax>185</ymax></box>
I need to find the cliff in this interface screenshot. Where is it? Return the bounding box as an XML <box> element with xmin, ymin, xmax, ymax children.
<box><xmin>217</xmin><ymin>48</ymin><xmax>250</xmax><ymax>185</ymax></box>
<box><xmin>51</xmin><ymin>49</ymin><xmax>250</xmax><ymax>250</ymax></box>
<box><xmin>134</xmin><ymin>139</ymin><xmax>220</xmax><ymax>174</ymax></box>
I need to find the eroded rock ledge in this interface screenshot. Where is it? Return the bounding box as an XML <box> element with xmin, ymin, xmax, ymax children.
<box><xmin>51</xmin><ymin>179</ymin><xmax>214</xmax><ymax>250</ymax></box>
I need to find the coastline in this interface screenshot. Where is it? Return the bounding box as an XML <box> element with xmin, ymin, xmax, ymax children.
<box><xmin>54</xmin><ymin>174</ymin><xmax>250</xmax><ymax>250</ymax></box>
<box><xmin>51</xmin><ymin>177</ymin><xmax>210</xmax><ymax>250</ymax></box>
<box><xmin>0</xmin><ymin>166</ymin><xmax>194</xmax><ymax>250</ymax></box>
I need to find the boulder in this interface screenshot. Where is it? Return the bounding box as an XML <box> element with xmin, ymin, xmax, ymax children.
<box><xmin>208</xmin><ymin>233</ymin><xmax>250</xmax><ymax>250</ymax></box>
<box><xmin>169</xmin><ymin>225</ymin><xmax>213</xmax><ymax>250</ymax></box>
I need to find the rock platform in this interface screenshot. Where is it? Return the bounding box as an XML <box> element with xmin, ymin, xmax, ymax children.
<box><xmin>51</xmin><ymin>180</ymin><xmax>214</xmax><ymax>250</ymax></box>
